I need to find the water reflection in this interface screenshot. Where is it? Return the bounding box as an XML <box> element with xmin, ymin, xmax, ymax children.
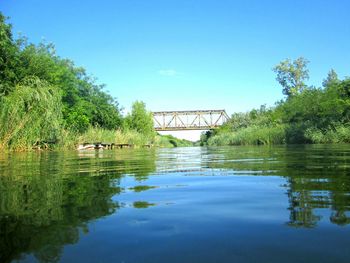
<box><xmin>201</xmin><ymin>145</ymin><xmax>350</xmax><ymax>227</ymax></box>
<box><xmin>0</xmin><ymin>149</ymin><xmax>156</xmax><ymax>263</ymax></box>
<box><xmin>0</xmin><ymin>145</ymin><xmax>350</xmax><ymax>262</ymax></box>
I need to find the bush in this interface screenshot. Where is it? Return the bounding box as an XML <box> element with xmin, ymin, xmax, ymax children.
<box><xmin>207</xmin><ymin>125</ymin><xmax>286</xmax><ymax>146</ymax></box>
<box><xmin>0</xmin><ymin>77</ymin><xmax>62</xmax><ymax>150</ymax></box>
<box><xmin>305</xmin><ymin>124</ymin><xmax>350</xmax><ymax>144</ymax></box>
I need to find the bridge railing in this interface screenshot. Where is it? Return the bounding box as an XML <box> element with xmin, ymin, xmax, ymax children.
<box><xmin>152</xmin><ymin>110</ymin><xmax>230</xmax><ymax>131</ymax></box>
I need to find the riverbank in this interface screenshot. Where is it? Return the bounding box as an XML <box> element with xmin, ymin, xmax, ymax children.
<box><xmin>201</xmin><ymin>64</ymin><xmax>350</xmax><ymax>146</ymax></box>
<box><xmin>0</xmin><ymin>127</ymin><xmax>194</xmax><ymax>152</ymax></box>
<box><xmin>0</xmin><ymin>14</ymin><xmax>170</xmax><ymax>152</ymax></box>
<box><xmin>203</xmin><ymin>123</ymin><xmax>350</xmax><ymax>146</ymax></box>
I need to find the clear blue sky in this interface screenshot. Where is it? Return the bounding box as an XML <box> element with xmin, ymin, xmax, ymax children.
<box><xmin>1</xmin><ymin>0</ymin><xmax>350</xmax><ymax>115</ymax></box>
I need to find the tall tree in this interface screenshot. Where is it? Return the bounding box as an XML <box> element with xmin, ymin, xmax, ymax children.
<box><xmin>273</xmin><ymin>57</ymin><xmax>309</xmax><ymax>97</ymax></box>
<box><xmin>0</xmin><ymin>13</ymin><xmax>19</xmax><ymax>95</ymax></box>
<box><xmin>322</xmin><ymin>69</ymin><xmax>339</xmax><ymax>88</ymax></box>
<box><xmin>125</xmin><ymin>101</ymin><xmax>154</xmax><ymax>139</ymax></box>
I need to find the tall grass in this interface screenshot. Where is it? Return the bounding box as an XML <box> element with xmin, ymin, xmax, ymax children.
<box><xmin>153</xmin><ymin>135</ymin><xmax>174</xmax><ymax>148</ymax></box>
<box><xmin>0</xmin><ymin>77</ymin><xmax>62</xmax><ymax>151</ymax></box>
<box><xmin>305</xmin><ymin>124</ymin><xmax>350</xmax><ymax>143</ymax></box>
<box><xmin>1</xmin><ymin>119</ymin><xmax>192</xmax><ymax>151</ymax></box>
<box><xmin>57</xmin><ymin>127</ymin><xmax>152</xmax><ymax>150</ymax></box>
<box><xmin>207</xmin><ymin>123</ymin><xmax>350</xmax><ymax>146</ymax></box>
<box><xmin>208</xmin><ymin>125</ymin><xmax>286</xmax><ymax>146</ymax></box>
<box><xmin>58</xmin><ymin>128</ymin><xmax>193</xmax><ymax>150</ymax></box>
<box><xmin>153</xmin><ymin>134</ymin><xmax>193</xmax><ymax>147</ymax></box>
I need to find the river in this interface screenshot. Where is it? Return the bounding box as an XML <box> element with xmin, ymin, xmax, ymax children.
<box><xmin>1</xmin><ymin>145</ymin><xmax>350</xmax><ymax>262</ymax></box>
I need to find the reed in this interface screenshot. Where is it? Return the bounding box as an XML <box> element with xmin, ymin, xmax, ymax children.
<box><xmin>208</xmin><ymin>125</ymin><xmax>286</xmax><ymax>146</ymax></box>
<box><xmin>0</xmin><ymin>77</ymin><xmax>62</xmax><ymax>151</ymax></box>
<box><xmin>56</xmin><ymin>127</ymin><xmax>151</xmax><ymax>150</ymax></box>
<box><xmin>305</xmin><ymin>124</ymin><xmax>350</xmax><ymax>144</ymax></box>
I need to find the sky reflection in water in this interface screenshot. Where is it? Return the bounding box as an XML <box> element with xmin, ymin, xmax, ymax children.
<box><xmin>1</xmin><ymin>145</ymin><xmax>350</xmax><ymax>263</ymax></box>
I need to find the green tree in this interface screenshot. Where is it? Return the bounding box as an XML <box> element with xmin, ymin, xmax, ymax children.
<box><xmin>125</xmin><ymin>101</ymin><xmax>155</xmax><ymax>139</ymax></box>
<box><xmin>336</xmin><ymin>78</ymin><xmax>350</xmax><ymax>122</ymax></box>
<box><xmin>0</xmin><ymin>13</ymin><xmax>19</xmax><ymax>96</ymax></box>
<box><xmin>273</xmin><ymin>57</ymin><xmax>309</xmax><ymax>97</ymax></box>
<box><xmin>322</xmin><ymin>69</ymin><xmax>339</xmax><ymax>88</ymax></box>
<box><xmin>0</xmin><ymin>12</ymin><xmax>123</xmax><ymax>133</ymax></box>
<box><xmin>16</xmin><ymin>42</ymin><xmax>122</xmax><ymax>132</ymax></box>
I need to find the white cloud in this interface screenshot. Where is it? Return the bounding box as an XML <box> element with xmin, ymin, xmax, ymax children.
<box><xmin>158</xmin><ymin>69</ymin><xmax>179</xmax><ymax>76</ymax></box>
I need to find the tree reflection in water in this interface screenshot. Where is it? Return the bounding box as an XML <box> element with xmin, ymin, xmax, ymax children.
<box><xmin>204</xmin><ymin>145</ymin><xmax>350</xmax><ymax>228</ymax></box>
<box><xmin>0</xmin><ymin>149</ymin><xmax>157</xmax><ymax>263</ymax></box>
<box><xmin>1</xmin><ymin>145</ymin><xmax>350</xmax><ymax>263</ymax></box>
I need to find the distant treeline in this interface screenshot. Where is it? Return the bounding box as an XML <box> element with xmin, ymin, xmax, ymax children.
<box><xmin>202</xmin><ymin>57</ymin><xmax>350</xmax><ymax>146</ymax></box>
<box><xmin>0</xmin><ymin>13</ymin><xmax>192</xmax><ymax>150</ymax></box>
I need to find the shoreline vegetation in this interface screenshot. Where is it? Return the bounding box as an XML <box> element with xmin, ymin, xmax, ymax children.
<box><xmin>1</xmin><ymin>13</ymin><xmax>349</xmax><ymax>151</ymax></box>
<box><xmin>0</xmin><ymin>13</ymin><xmax>192</xmax><ymax>151</ymax></box>
<box><xmin>200</xmin><ymin>58</ymin><xmax>350</xmax><ymax>146</ymax></box>
<box><xmin>45</xmin><ymin>128</ymin><xmax>194</xmax><ymax>151</ymax></box>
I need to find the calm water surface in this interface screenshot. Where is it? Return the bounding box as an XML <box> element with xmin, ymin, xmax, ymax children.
<box><xmin>1</xmin><ymin>145</ymin><xmax>350</xmax><ymax>263</ymax></box>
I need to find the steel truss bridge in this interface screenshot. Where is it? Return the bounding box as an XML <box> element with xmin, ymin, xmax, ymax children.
<box><xmin>152</xmin><ymin>110</ymin><xmax>230</xmax><ymax>131</ymax></box>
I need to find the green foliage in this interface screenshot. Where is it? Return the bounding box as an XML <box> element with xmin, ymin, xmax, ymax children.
<box><xmin>15</xmin><ymin>42</ymin><xmax>123</xmax><ymax>132</ymax></box>
<box><xmin>56</xmin><ymin>127</ymin><xmax>152</xmax><ymax>149</ymax></box>
<box><xmin>0</xmin><ymin>12</ymin><xmax>132</xmax><ymax>150</ymax></box>
<box><xmin>1</xmin><ymin>13</ymin><xmax>349</xmax><ymax>150</ymax></box>
<box><xmin>322</xmin><ymin>69</ymin><xmax>339</xmax><ymax>88</ymax></box>
<box><xmin>203</xmin><ymin>60</ymin><xmax>350</xmax><ymax>146</ymax></box>
<box><xmin>207</xmin><ymin>124</ymin><xmax>286</xmax><ymax>146</ymax></box>
<box><xmin>153</xmin><ymin>135</ymin><xmax>174</xmax><ymax>147</ymax></box>
<box><xmin>125</xmin><ymin>101</ymin><xmax>155</xmax><ymax>140</ymax></box>
<box><xmin>305</xmin><ymin>124</ymin><xmax>350</xmax><ymax>144</ymax></box>
<box><xmin>273</xmin><ymin>57</ymin><xmax>309</xmax><ymax>97</ymax></box>
<box><xmin>0</xmin><ymin>13</ymin><xmax>19</xmax><ymax>95</ymax></box>
<box><xmin>154</xmin><ymin>134</ymin><xmax>193</xmax><ymax>147</ymax></box>
<box><xmin>0</xmin><ymin>77</ymin><xmax>62</xmax><ymax>150</ymax></box>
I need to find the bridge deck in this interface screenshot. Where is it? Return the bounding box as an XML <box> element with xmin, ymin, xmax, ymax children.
<box><xmin>152</xmin><ymin>109</ymin><xmax>230</xmax><ymax>131</ymax></box>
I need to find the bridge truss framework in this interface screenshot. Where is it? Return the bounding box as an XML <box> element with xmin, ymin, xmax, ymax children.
<box><xmin>152</xmin><ymin>110</ymin><xmax>230</xmax><ymax>131</ymax></box>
